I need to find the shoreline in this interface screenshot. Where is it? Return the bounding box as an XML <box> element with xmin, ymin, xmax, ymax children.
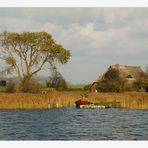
<box><xmin>0</xmin><ymin>91</ymin><xmax>148</xmax><ymax>110</ymax></box>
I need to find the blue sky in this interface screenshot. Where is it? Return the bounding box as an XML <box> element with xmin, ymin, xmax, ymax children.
<box><xmin>0</xmin><ymin>8</ymin><xmax>148</xmax><ymax>84</ymax></box>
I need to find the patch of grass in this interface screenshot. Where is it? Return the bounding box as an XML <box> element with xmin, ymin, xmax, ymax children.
<box><xmin>94</xmin><ymin>102</ymin><xmax>113</xmax><ymax>107</ymax></box>
<box><xmin>67</xmin><ymin>84</ymin><xmax>85</xmax><ymax>90</ymax></box>
<box><xmin>0</xmin><ymin>86</ymin><xmax>6</xmax><ymax>92</ymax></box>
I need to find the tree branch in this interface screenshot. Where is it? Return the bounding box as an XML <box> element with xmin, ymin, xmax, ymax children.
<box><xmin>30</xmin><ymin>54</ymin><xmax>49</xmax><ymax>76</ymax></box>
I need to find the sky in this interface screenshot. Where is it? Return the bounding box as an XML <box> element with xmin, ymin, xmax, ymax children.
<box><xmin>0</xmin><ymin>7</ymin><xmax>148</xmax><ymax>84</ymax></box>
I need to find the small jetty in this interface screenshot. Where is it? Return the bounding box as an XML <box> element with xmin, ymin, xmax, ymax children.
<box><xmin>75</xmin><ymin>100</ymin><xmax>112</xmax><ymax>109</ymax></box>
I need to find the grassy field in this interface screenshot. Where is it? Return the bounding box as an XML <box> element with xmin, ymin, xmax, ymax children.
<box><xmin>0</xmin><ymin>91</ymin><xmax>148</xmax><ymax>110</ymax></box>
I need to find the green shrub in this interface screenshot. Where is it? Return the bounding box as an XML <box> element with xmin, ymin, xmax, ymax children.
<box><xmin>0</xmin><ymin>86</ymin><xmax>7</xmax><ymax>92</ymax></box>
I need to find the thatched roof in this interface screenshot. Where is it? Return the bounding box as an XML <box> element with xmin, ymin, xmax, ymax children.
<box><xmin>92</xmin><ymin>64</ymin><xmax>146</xmax><ymax>83</ymax></box>
<box><xmin>93</xmin><ymin>75</ymin><xmax>104</xmax><ymax>83</ymax></box>
<box><xmin>112</xmin><ymin>64</ymin><xmax>145</xmax><ymax>80</ymax></box>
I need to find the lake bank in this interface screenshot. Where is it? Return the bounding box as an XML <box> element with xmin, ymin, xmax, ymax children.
<box><xmin>0</xmin><ymin>91</ymin><xmax>148</xmax><ymax>110</ymax></box>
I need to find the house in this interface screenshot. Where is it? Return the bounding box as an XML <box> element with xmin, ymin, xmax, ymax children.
<box><xmin>90</xmin><ymin>64</ymin><xmax>146</xmax><ymax>92</ymax></box>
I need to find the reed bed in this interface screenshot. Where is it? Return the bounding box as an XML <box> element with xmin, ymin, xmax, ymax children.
<box><xmin>0</xmin><ymin>91</ymin><xmax>147</xmax><ymax>110</ymax></box>
<box><xmin>88</xmin><ymin>92</ymin><xmax>148</xmax><ymax>109</ymax></box>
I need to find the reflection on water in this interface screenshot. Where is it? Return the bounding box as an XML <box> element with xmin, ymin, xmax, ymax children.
<box><xmin>0</xmin><ymin>108</ymin><xmax>147</xmax><ymax>140</ymax></box>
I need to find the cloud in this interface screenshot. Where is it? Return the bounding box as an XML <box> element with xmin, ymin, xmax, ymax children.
<box><xmin>0</xmin><ymin>8</ymin><xmax>148</xmax><ymax>83</ymax></box>
<box><xmin>41</xmin><ymin>22</ymin><xmax>131</xmax><ymax>56</ymax></box>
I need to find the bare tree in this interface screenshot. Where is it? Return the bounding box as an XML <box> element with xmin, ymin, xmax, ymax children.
<box><xmin>47</xmin><ymin>67</ymin><xmax>67</xmax><ymax>90</ymax></box>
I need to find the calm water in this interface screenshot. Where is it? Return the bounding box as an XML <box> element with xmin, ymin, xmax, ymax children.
<box><xmin>0</xmin><ymin>108</ymin><xmax>147</xmax><ymax>140</ymax></box>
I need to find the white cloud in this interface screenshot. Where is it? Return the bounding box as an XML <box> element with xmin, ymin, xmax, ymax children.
<box><xmin>41</xmin><ymin>22</ymin><xmax>131</xmax><ymax>55</ymax></box>
<box><xmin>0</xmin><ymin>8</ymin><xmax>148</xmax><ymax>83</ymax></box>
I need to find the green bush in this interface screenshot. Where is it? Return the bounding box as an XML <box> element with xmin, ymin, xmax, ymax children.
<box><xmin>0</xmin><ymin>86</ymin><xmax>7</xmax><ymax>92</ymax></box>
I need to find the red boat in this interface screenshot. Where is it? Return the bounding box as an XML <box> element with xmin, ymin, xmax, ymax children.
<box><xmin>75</xmin><ymin>100</ymin><xmax>93</xmax><ymax>108</ymax></box>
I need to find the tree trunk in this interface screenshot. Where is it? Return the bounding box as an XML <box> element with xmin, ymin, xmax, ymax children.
<box><xmin>22</xmin><ymin>75</ymin><xmax>32</xmax><ymax>83</ymax></box>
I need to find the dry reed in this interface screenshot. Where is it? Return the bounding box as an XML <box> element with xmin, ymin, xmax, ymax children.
<box><xmin>0</xmin><ymin>91</ymin><xmax>147</xmax><ymax>110</ymax></box>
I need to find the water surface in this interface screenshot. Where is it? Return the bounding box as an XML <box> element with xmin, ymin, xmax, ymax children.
<box><xmin>0</xmin><ymin>108</ymin><xmax>147</xmax><ymax>140</ymax></box>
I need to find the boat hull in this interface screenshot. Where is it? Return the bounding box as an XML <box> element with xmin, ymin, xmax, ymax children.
<box><xmin>75</xmin><ymin>100</ymin><xmax>112</xmax><ymax>109</ymax></box>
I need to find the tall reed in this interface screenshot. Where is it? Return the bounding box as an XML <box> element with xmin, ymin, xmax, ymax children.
<box><xmin>0</xmin><ymin>91</ymin><xmax>147</xmax><ymax>110</ymax></box>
